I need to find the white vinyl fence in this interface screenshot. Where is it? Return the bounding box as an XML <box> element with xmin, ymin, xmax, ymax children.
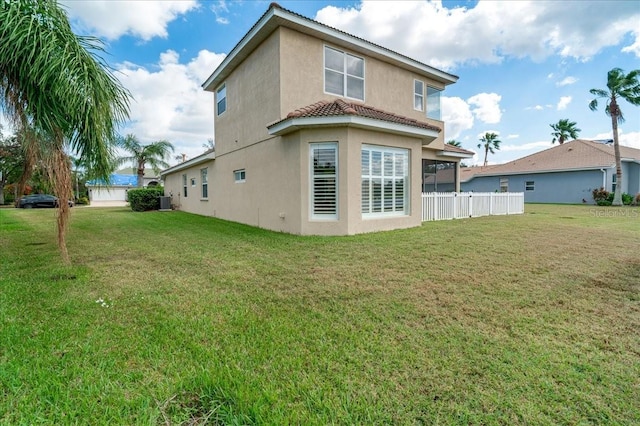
<box><xmin>422</xmin><ymin>192</ymin><xmax>524</xmax><ymax>221</ymax></box>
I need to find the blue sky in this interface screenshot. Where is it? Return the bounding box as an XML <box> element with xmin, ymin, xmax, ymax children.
<box><xmin>54</xmin><ymin>0</ymin><xmax>640</xmax><ymax>166</ymax></box>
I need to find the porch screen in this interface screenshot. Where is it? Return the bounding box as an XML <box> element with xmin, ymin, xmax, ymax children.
<box><xmin>310</xmin><ymin>143</ymin><xmax>338</xmax><ymax>219</ymax></box>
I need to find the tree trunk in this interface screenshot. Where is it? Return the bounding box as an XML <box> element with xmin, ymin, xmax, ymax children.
<box><xmin>48</xmin><ymin>147</ymin><xmax>72</xmax><ymax>264</ymax></box>
<box><xmin>137</xmin><ymin>161</ymin><xmax>144</xmax><ymax>188</ymax></box>
<box><xmin>610</xmin><ymin>99</ymin><xmax>623</xmax><ymax>206</ymax></box>
<box><xmin>483</xmin><ymin>145</ymin><xmax>489</xmax><ymax>167</ymax></box>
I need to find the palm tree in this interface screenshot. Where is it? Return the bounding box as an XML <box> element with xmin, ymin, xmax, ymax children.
<box><xmin>447</xmin><ymin>139</ymin><xmax>462</xmax><ymax>148</ymax></box>
<box><xmin>589</xmin><ymin>68</ymin><xmax>640</xmax><ymax>206</ymax></box>
<box><xmin>117</xmin><ymin>135</ymin><xmax>175</xmax><ymax>187</ymax></box>
<box><xmin>1</xmin><ymin>1</ymin><xmax>130</xmax><ymax>262</ymax></box>
<box><xmin>550</xmin><ymin>119</ymin><xmax>581</xmax><ymax>144</ymax></box>
<box><xmin>477</xmin><ymin>132</ymin><xmax>501</xmax><ymax>167</ymax></box>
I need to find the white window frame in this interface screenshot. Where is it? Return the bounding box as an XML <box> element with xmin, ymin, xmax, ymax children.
<box><xmin>216</xmin><ymin>84</ymin><xmax>227</xmax><ymax>116</ymax></box>
<box><xmin>426</xmin><ymin>86</ymin><xmax>442</xmax><ymax>120</ymax></box>
<box><xmin>310</xmin><ymin>142</ymin><xmax>338</xmax><ymax>220</ymax></box>
<box><xmin>234</xmin><ymin>169</ymin><xmax>246</xmax><ymax>183</ymax></box>
<box><xmin>612</xmin><ymin>173</ymin><xmax>617</xmax><ymax>192</ymax></box>
<box><xmin>323</xmin><ymin>46</ymin><xmax>365</xmax><ymax>101</ymax></box>
<box><xmin>525</xmin><ymin>180</ymin><xmax>534</xmax><ymax>191</ymax></box>
<box><xmin>201</xmin><ymin>168</ymin><xmax>208</xmax><ymax>199</ymax></box>
<box><xmin>190</xmin><ymin>178</ymin><xmax>196</xmax><ymax>187</ymax></box>
<box><xmin>361</xmin><ymin>145</ymin><xmax>409</xmax><ymax>218</ymax></box>
<box><xmin>500</xmin><ymin>177</ymin><xmax>509</xmax><ymax>193</ymax></box>
<box><xmin>182</xmin><ymin>174</ymin><xmax>188</xmax><ymax>197</ymax></box>
<box><xmin>414</xmin><ymin>79</ymin><xmax>424</xmax><ymax>111</ymax></box>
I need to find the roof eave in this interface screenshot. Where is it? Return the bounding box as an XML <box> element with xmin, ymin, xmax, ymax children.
<box><xmin>437</xmin><ymin>150</ymin><xmax>474</xmax><ymax>159</ymax></box>
<box><xmin>203</xmin><ymin>6</ymin><xmax>458</xmax><ymax>92</ymax></box>
<box><xmin>160</xmin><ymin>152</ymin><xmax>216</xmax><ymax>178</ymax></box>
<box><xmin>268</xmin><ymin>115</ymin><xmax>439</xmax><ymax>145</ymax></box>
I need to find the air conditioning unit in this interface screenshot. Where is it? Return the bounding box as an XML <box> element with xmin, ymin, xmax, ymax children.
<box><xmin>159</xmin><ymin>196</ymin><xmax>171</xmax><ymax>210</ymax></box>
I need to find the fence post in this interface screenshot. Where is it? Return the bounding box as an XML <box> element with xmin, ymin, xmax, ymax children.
<box><xmin>506</xmin><ymin>193</ymin><xmax>510</xmax><ymax>215</ymax></box>
<box><xmin>453</xmin><ymin>192</ymin><xmax>457</xmax><ymax>219</ymax></box>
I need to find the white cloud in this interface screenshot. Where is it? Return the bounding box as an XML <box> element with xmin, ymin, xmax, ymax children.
<box><xmin>526</xmin><ymin>105</ymin><xmax>544</xmax><ymax>111</ymax></box>
<box><xmin>442</xmin><ymin>96</ymin><xmax>474</xmax><ymax>139</ymax></box>
<box><xmin>467</xmin><ymin>93</ymin><xmax>502</xmax><ymax>124</ymax></box>
<box><xmin>315</xmin><ymin>1</ymin><xmax>640</xmax><ymax>70</ymax></box>
<box><xmin>507</xmin><ymin>134</ymin><xmax>520</xmax><ymax>139</ymax></box>
<box><xmin>211</xmin><ymin>0</ymin><xmax>230</xmax><ymax>25</ymax></box>
<box><xmin>557</xmin><ymin>96</ymin><xmax>572</xmax><ymax>110</ymax></box>
<box><xmin>62</xmin><ymin>1</ymin><xmax>198</xmax><ymax>40</ymax></box>
<box><xmin>556</xmin><ymin>76</ymin><xmax>578</xmax><ymax>86</ymax></box>
<box><xmin>501</xmin><ymin>141</ymin><xmax>551</xmax><ymax>152</ymax></box>
<box><xmin>117</xmin><ymin>49</ymin><xmax>225</xmax><ymax>164</ymax></box>
<box><xmin>590</xmin><ymin>130</ymin><xmax>640</xmax><ymax>149</ymax></box>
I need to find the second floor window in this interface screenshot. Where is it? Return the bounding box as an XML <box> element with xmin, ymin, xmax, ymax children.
<box><xmin>216</xmin><ymin>84</ymin><xmax>226</xmax><ymax>116</ymax></box>
<box><xmin>324</xmin><ymin>46</ymin><xmax>364</xmax><ymax>101</ymax></box>
<box><xmin>426</xmin><ymin>86</ymin><xmax>442</xmax><ymax>120</ymax></box>
<box><xmin>414</xmin><ymin>80</ymin><xmax>424</xmax><ymax>111</ymax></box>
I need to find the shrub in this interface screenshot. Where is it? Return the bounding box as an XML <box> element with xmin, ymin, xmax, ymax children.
<box><xmin>76</xmin><ymin>196</ymin><xmax>90</xmax><ymax>205</ymax></box>
<box><xmin>128</xmin><ymin>187</ymin><xmax>164</xmax><ymax>212</ymax></box>
<box><xmin>634</xmin><ymin>193</ymin><xmax>640</xmax><ymax>206</ymax></box>
<box><xmin>604</xmin><ymin>192</ymin><xmax>633</xmax><ymax>206</ymax></box>
<box><xmin>592</xmin><ymin>187</ymin><xmax>609</xmax><ymax>203</ymax></box>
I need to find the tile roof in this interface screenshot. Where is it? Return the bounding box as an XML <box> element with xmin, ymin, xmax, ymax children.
<box><xmin>442</xmin><ymin>144</ymin><xmax>475</xmax><ymax>156</ymax></box>
<box><xmin>461</xmin><ymin>139</ymin><xmax>640</xmax><ymax>181</ymax></box>
<box><xmin>276</xmin><ymin>99</ymin><xmax>441</xmax><ymax>132</ymax></box>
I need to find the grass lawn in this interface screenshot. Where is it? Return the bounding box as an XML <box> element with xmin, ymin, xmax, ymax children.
<box><xmin>1</xmin><ymin>204</ymin><xmax>638</xmax><ymax>424</ymax></box>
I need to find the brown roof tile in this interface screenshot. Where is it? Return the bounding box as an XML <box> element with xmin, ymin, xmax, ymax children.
<box><xmin>279</xmin><ymin>99</ymin><xmax>441</xmax><ymax>132</ymax></box>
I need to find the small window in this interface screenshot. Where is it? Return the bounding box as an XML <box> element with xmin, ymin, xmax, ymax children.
<box><xmin>182</xmin><ymin>174</ymin><xmax>188</xmax><ymax>197</ymax></box>
<box><xmin>216</xmin><ymin>84</ymin><xmax>226</xmax><ymax>116</ymax></box>
<box><xmin>499</xmin><ymin>177</ymin><xmax>508</xmax><ymax>193</ymax></box>
<box><xmin>612</xmin><ymin>174</ymin><xmax>617</xmax><ymax>192</ymax></box>
<box><xmin>426</xmin><ymin>86</ymin><xmax>442</xmax><ymax>120</ymax></box>
<box><xmin>234</xmin><ymin>169</ymin><xmax>246</xmax><ymax>183</ymax></box>
<box><xmin>414</xmin><ymin>80</ymin><xmax>424</xmax><ymax>111</ymax></box>
<box><xmin>190</xmin><ymin>178</ymin><xmax>196</xmax><ymax>187</ymax></box>
<box><xmin>201</xmin><ymin>168</ymin><xmax>208</xmax><ymax>198</ymax></box>
<box><xmin>525</xmin><ymin>181</ymin><xmax>534</xmax><ymax>191</ymax></box>
<box><xmin>324</xmin><ymin>46</ymin><xmax>364</xmax><ymax>101</ymax></box>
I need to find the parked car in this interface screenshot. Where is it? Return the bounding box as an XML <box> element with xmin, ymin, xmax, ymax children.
<box><xmin>16</xmin><ymin>194</ymin><xmax>74</xmax><ymax>209</ymax></box>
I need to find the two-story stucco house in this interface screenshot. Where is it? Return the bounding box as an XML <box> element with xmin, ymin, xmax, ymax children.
<box><xmin>161</xmin><ymin>3</ymin><xmax>473</xmax><ymax>235</ymax></box>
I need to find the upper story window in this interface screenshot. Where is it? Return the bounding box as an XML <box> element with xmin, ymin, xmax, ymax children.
<box><xmin>414</xmin><ymin>80</ymin><xmax>424</xmax><ymax>111</ymax></box>
<box><xmin>324</xmin><ymin>46</ymin><xmax>364</xmax><ymax>101</ymax></box>
<box><xmin>426</xmin><ymin>86</ymin><xmax>442</xmax><ymax>120</ymax></box>
<box><xmin>216</xmin><ymin>84</ymin><xmax>227</xmax><ymax>116</ymax></box>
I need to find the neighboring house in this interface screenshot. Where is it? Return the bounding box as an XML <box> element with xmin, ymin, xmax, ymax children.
<box><xmin>461</xmin><ymin>139</ymin><xmax>640</xmax><ymax>204</ymax></box>
<box><xmin>161</xmin><ymin>3</ymin><xmax>473</xmax><ymax>235</ymax></box>
<box><xmin>86</xmin><ymin>168</ymin><xmax>160</xmax><ymax>202</ymax></box>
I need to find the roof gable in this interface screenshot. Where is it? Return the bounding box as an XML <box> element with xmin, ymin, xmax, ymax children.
<box><xmin>203</xmin><ymin>3</ymin><xmax>457</xmax><ymax>92</ymax></box>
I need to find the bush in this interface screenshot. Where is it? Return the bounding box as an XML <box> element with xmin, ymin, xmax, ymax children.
<box><xmin>128</xmin><ymin>187</ymin><xmax>164</xmax><ymax>212</ymax></box>
<box><xmin>592</xmin><ymin>187</ymin><xmax>609</xmax><ymax>203</ymax></box>
<box><xmin>604</xmin><ymin>192</ymin><xmax>633</xmax><ymax>206</ymax></box>
<box><xmin>634</xmin><ymin>193</ymin><xmax>640</xmax><ymax>206</ymax></box>
<box><xmin>76</xmin><ymin>196</ymin><xmax>90</xmax><ymax>205</ymax></box>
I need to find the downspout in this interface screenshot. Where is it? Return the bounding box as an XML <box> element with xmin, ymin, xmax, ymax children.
<box><xmin>600</xmin><ymin>168</ymin><xmax>606</xmax><ymax>189</ymax></box>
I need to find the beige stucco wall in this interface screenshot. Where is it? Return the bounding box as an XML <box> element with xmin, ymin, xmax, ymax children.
<box><xmin>214</xmin><ymin>30</ymin><xmax>281</xmax><ymax>156</ymax></box>
<box><xmin>279</xmin><ymin>27</ymin><xmax>446</xmax><ymax>148</ymax></box>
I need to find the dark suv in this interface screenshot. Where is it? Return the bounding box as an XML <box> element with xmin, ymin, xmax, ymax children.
<box><xmin>17</xmin><ymin>194</ymin><xmax>74</xmax><ymax>209</ymax></box>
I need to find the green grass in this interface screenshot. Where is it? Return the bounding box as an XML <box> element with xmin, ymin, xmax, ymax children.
<box><xmin>1</xmin><ymin>204</ymin><xmax>639</xmax><ymax>424</ymax></box>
